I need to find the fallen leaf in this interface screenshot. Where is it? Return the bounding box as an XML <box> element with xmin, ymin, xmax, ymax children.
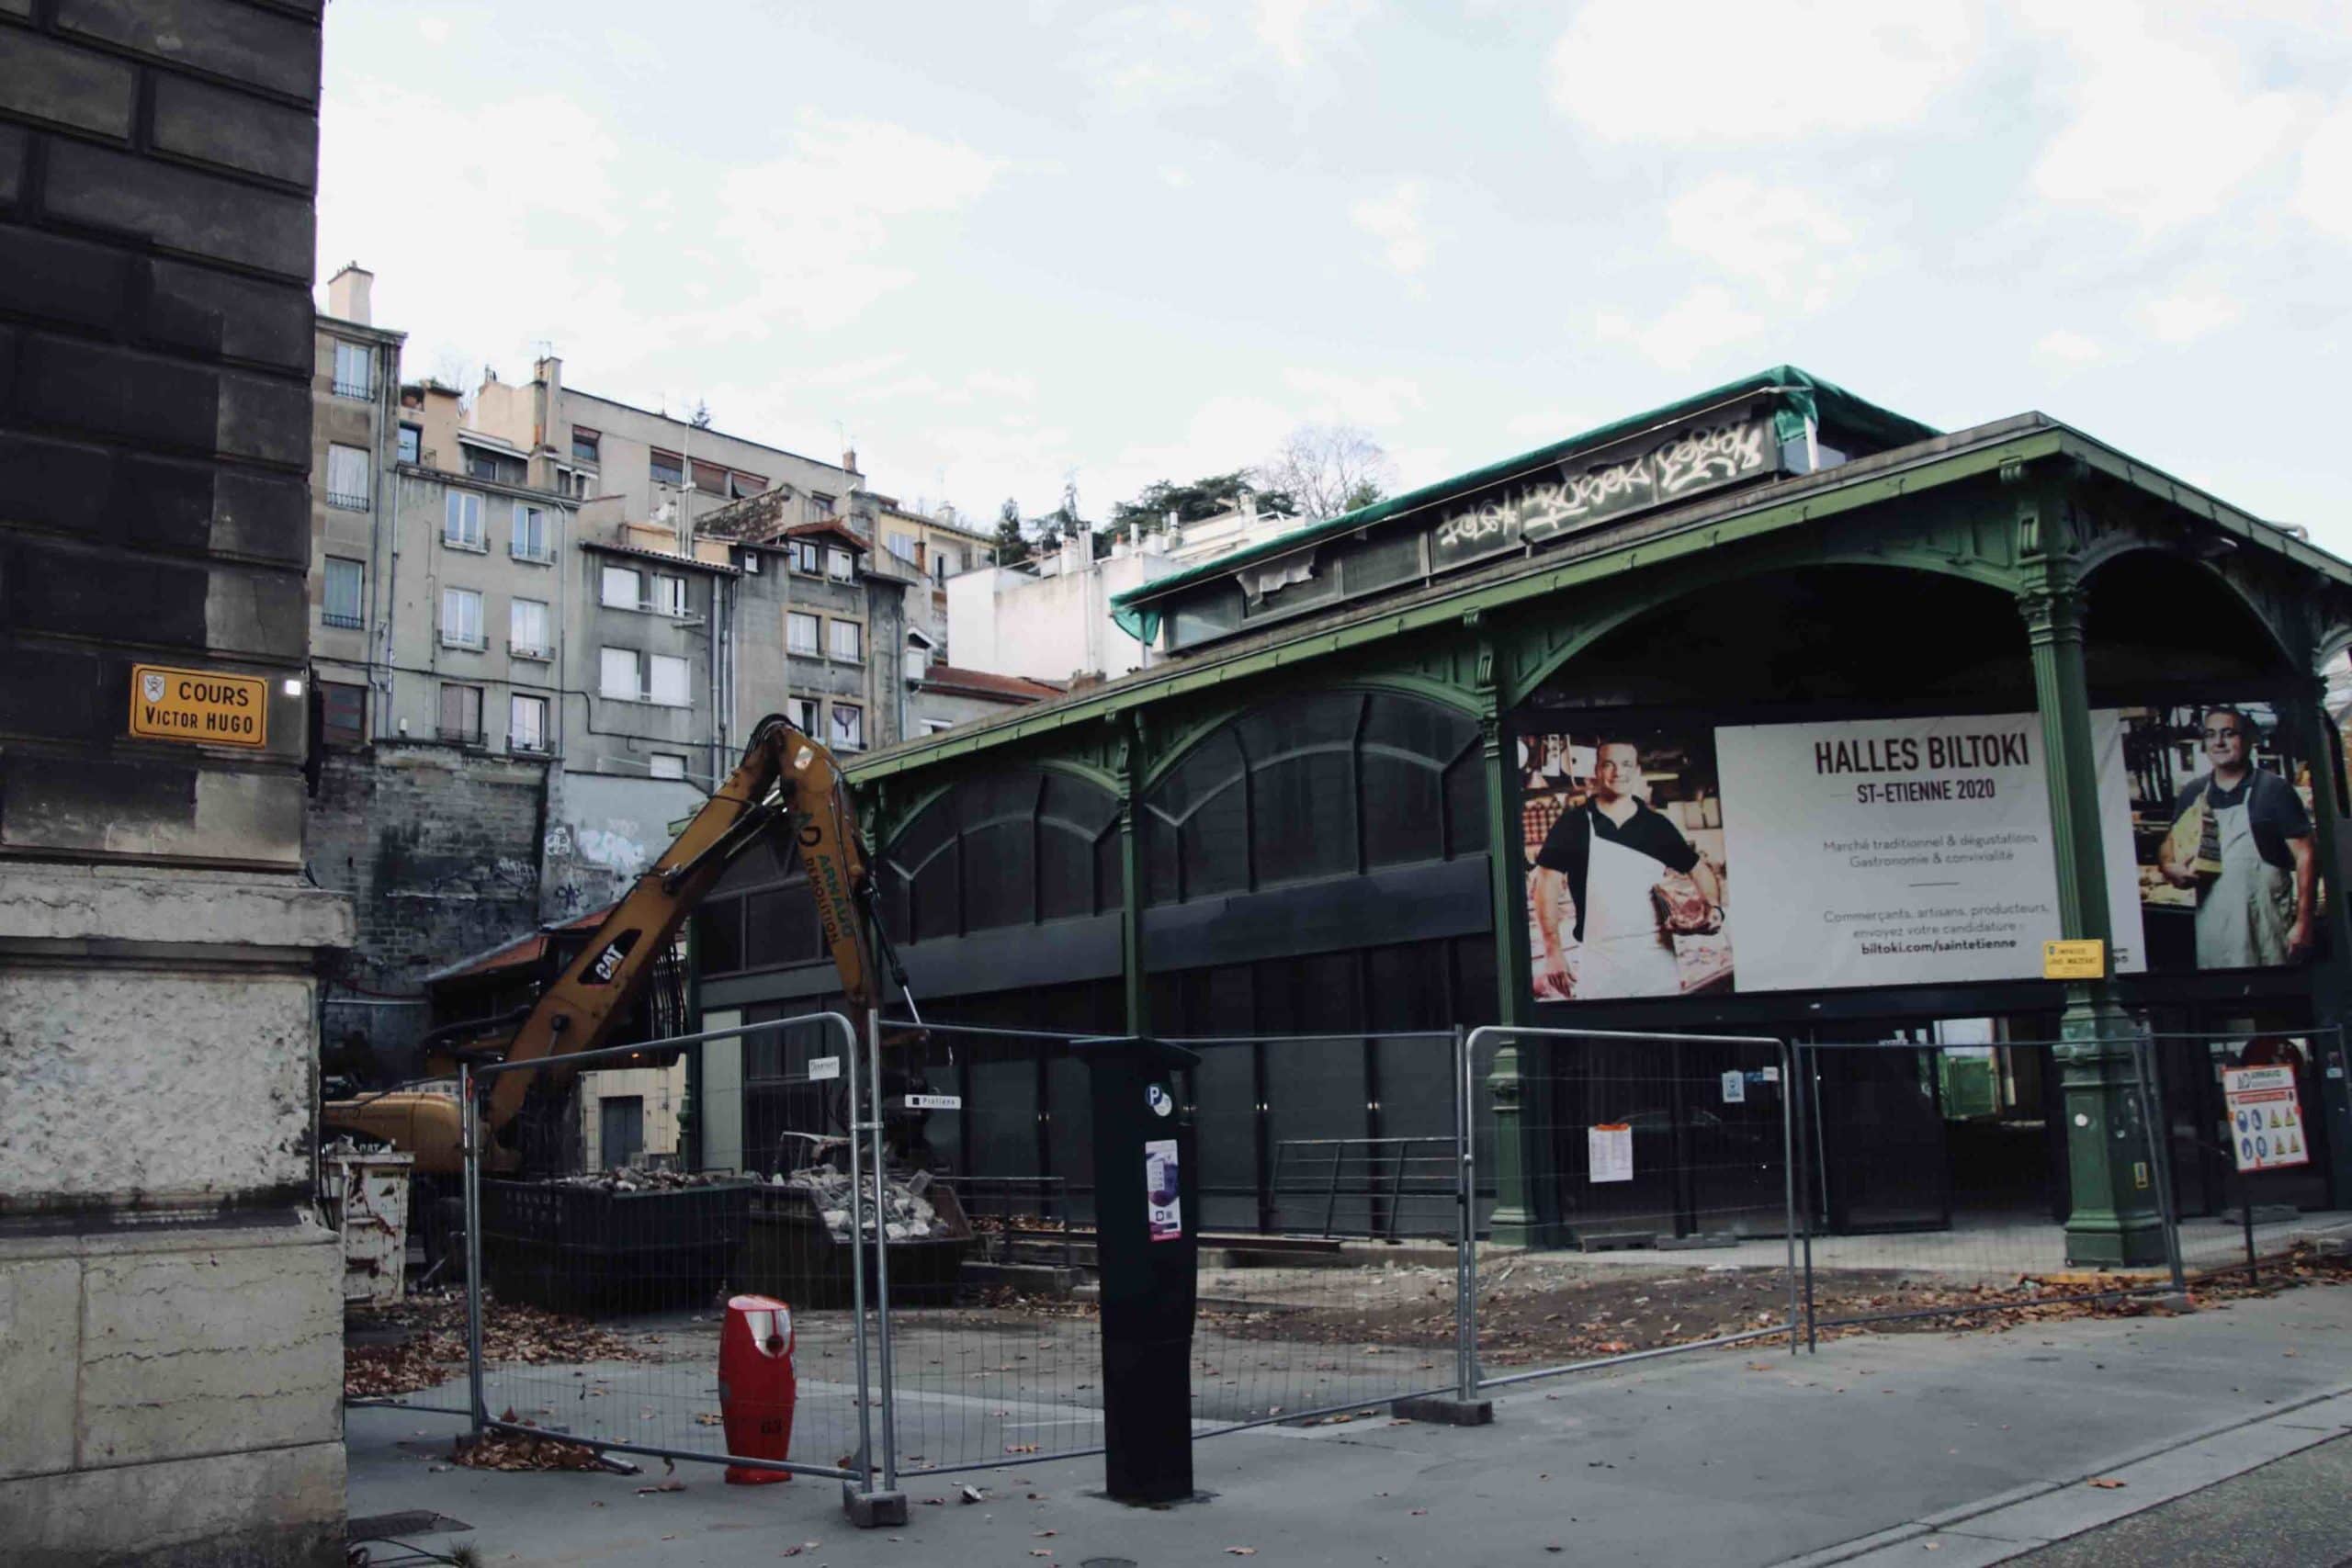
<box><xmin>693</xmin><ymin>1412</ymin><xmax>724</xmax><ymax>1427</ymax></box>
<box><xmin>1035</xmin><ymin>1529</ymin><xmax>1057</xmax><ymax>1538</ymax></box>
<box><xmin>636</xmin><ymin>1479</ymin><xmax>687</xmax><ymax>1495</ymax></box>
<box><xmin>1005</xmin><ymin>1443</ymin><xmax>1040</xmax><ymax>1455</ymax></box>
<box><xmin>2087</xmin><ymin>1478</ymin><xmax>2127</xmax><ymax>1490</ymax></box>
<box><xmin>1226</xmin><ymin>1551</ymin><xmax>1258</xmax><ymax>1558</ymax></box>
<box><xmin>1410</xmin><ymin>1507</ymin><xmax>1428</xmax><ymax>1516</ymax></box>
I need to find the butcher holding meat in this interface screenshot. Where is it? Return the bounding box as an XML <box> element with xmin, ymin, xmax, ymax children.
<box><xmin>1531</xmin><ymin>740</ymin><xmax>1722</xmax><ymax>999</ymax></box>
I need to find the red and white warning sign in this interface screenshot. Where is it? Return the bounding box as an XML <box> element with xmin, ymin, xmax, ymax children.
<box><xmin>2223</xmin><ymin>1066</ymin><xmax>2309</xmax><ymax>1173</ymax></box>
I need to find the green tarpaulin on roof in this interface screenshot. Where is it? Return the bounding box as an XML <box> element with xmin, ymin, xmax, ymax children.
<box><xmin>1108</xmin><ymin>365</ymin><xmax>1938</xmax><ymax>644</ymax></box>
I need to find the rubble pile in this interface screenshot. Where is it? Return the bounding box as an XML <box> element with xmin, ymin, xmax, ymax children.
<box><xmin>777</xmin><ymin>1165</ymin><xmax>944</xmax><ymax>1242</ymax></box>
<box><xmin>548</xmin><ymin>1166</ymin><xmax>742</xmax><ymax>1192</ymax></box>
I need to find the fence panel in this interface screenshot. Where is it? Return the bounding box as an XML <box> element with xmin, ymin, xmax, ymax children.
<box><xmin>1797</xmin><ymin>1035</ymin><xmax>2182</xmax><ymax>1337</ymax></box>
<box><xmin>1179</xmin><ymin>1031</ymin><xmax>1464</xmax><ymax>1437</ymax></box>
<box><xmin>2156</xmin><ymin>1024</ymin><xmax>2350</xmax><ymax>1282</ymax></box>
<box><xmin>465</xmin><ymin>1014</ymin><xmax>872</xmax><ymax>1482</ymax></box>
<box><xmin>1464</xmin><ymin>1026</ymin><xmax>1799</xmax><ymax>1394</ymax></box>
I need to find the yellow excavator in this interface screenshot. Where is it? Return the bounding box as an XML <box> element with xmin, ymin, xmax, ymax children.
<box><xmin>322</xmin><ymin>712</ymin><xmax>918</xmax><ymax>1177</ymax></box>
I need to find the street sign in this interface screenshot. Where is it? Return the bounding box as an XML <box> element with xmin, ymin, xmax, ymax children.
<box><xmin>128</xmin><ymin>664</ymin><xmax>268</xmax><ymax>749</ymax></box>
<box><xmin>2041</xmin><ymin>938</ymin><xmax>2105</xmax><ymax>980</ymax></box>
<box><xmin>904</xmin><ymin>1093</ymin><xmax>961</xmax><ymax>1111</ymax></box>
<box><xmin>2223</xmin><ymin>1066</ymin><xmax>2309</xmax><ymax>1172</ymax></box>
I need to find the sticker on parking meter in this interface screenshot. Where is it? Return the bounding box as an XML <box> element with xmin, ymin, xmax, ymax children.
<box><xmin>1721</xmin><ymin>1069</ymin><xmax>1746</xmax><ymax>1104</ymax></box>
<box><xmin>1147</xmin><ymin>1083</ymin><xmax>1172</xmax><ymax>1117</ymax></box>
<box><xmin>1145</xmin><ymin>1138</ymin><xmax>1182</xmax><ymax>1242</ymax></box>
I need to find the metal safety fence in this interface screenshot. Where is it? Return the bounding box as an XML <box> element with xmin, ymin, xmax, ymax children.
<box><xmin>1462</xmin><ymin>1026</ymin><xmax>1803</xmax><ymax>1395</ymax></box>
<box><xmin>368</xmin><ymin>1011</ymin><xmax>2346</xmax><ymax>1523</ymax></box>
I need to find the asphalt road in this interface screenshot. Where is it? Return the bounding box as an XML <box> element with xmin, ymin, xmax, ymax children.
<box><xmin>2007</xmin><ymin>1434</ymin><xmax>2352</xmax><ymax>1568</ymax></box>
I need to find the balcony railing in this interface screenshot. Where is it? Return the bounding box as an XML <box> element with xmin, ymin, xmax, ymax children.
<box><xmin>436</xmin><ymin>727</ymin><xmax>484</xmax><ymax>747</ymax></box>
<box><xmin>322</xmin><ymin>611</ymin><xmax>363</xmax><ymax>630</ymax></box>
<box><xmin>510</xmin><ymin>733</ymin><xmax>549</xmax><ymax>754</ymax></box>
<box><xmin>439</xmin><ymin>631</ymin><xmax>485</xmax><ymax>650</ymax></box>
<box><xmin>326</xmin><ymin>490</ymin><xmax>369</xmax><ymax>512</ymax></box>
<box><xmin>509</xmin><ymin>642</ymin><xmax>552</xmax><ymax>661</ymax></box>
<box><xmin>331</xmin><ymin>378</ymin><xmax>372</xmax><ymax>400</ymax></box>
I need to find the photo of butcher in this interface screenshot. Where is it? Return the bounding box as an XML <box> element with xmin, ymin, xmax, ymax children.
<box><xmin>1526</xmin><ymin>733</ymin><xmax>1728</xmax><ymax>1000</ymax></box>
<box><xmin>2157</xmin><ymin>705</ymin><xmax>2316</xmax><ymax>968</ymax></box>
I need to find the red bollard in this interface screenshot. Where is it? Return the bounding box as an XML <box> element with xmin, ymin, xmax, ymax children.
<box><xmin>718</xmin><ymin>1293</ymin><xmax>797</xmax><ymax>1484</ymax></box>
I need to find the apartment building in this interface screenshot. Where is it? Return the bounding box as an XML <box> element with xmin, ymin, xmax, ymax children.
<box><xmin>873</xmin><ymin>495</ymin><xmax>995</xmax><ymax>662</ymax></box>
<box><xmin>310</xmin><ymin>265</ymin><xmax>405</xmax><ymax>748</ymax></box>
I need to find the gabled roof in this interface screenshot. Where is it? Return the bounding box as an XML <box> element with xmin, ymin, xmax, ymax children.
<box><xmin>1109</xmin><ymin>365</ymin><xmax>1937</xmax><ymax>636</ymax></box>
<box><xmin>919</xmin><ymin>665</ymin><xmax>1065</xmax><ymax>703</ymax></box>
<box><xmin>781</xmin><ymin>520</ymin><xmax>872</xmax><ymax>553</ymax></box>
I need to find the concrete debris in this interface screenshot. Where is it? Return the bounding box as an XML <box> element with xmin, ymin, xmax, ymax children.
<box><xmin>775</xmin><ymin>1164</ymin><xmax>943</xmax><ymax>1241</ymax></box>
<box><xmin>549</xmin><ymin>1167</ymin><xmax>741</xmax><ymax>1192</ymax></box>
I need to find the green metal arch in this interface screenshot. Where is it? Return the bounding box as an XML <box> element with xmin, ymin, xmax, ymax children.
<box><xmin>1138</xmin><ymin>672</ymin><xmax>1484</xmax><ymax>791</ymax></box>
<box><xmin>1504</xmin><ymin>547</ymin><xmax>2022</xmax><ymax>707</ymax></box>
<box><xmin>2078</xmin><ymin>542</ymin><xmax>2302</xmax><ymax>671</ymax></box>
<box><xmin>876</xmin><ymin>756</ymin><xmax>1124</xmax><ymax>855</ymax></box>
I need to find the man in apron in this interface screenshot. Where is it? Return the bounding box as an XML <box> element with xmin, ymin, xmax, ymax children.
<box><xmin>2158</xmin><ymin>706</ymin><xmax>2316</xmax><ymax>968</ymax></box>
<box><xmin>1531</xmin><ymin>740</ymin><xmax>1723</xmax><ymax>999</ymax></box>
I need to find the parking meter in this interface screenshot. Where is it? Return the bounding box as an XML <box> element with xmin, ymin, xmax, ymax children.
<box><xmin>1078</xmin><ymin>1035</ymin><xmax>1202</xmax><ymax>1505</ymax></box>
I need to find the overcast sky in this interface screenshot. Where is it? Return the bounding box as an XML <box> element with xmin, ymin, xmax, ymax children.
<box><xmin>319</xmin><ymin>2</ymin><xmax>2352</xmax><ymax>549</ymax></box>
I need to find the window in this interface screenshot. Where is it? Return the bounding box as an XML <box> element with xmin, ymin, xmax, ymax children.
<box><xmin>649</xmin><ymin>753</ymin><xmax>687</xmax><ymax>782</ymax></box>
<box><xmin>933</xmin><ymin>548</ymin><xmax>959</xmax><ymax>584</ymax></box>
<box><xmin>322</xmin><ymin>557</ymin><xmax>364</xmax><ymax>629</ymax></box>
<box><xmin>786</xmin><ymin>612</ymin><xmax>820</xmax><ymax>656</ymax></box>
<box><xmin>650</xmin><ymin>449</ymin><xmax>684</xmax><ymax>487</ymax></box>
<box><xmin>571</xmin><ymin>426</ymin><xmax>601</xmax><ymax>465</ymax></box>
<box><xmin>463</xmin><ymin>445</ymin><xmax>526</xmax><ymax>485</ymax></box>
<box><xmin>648</xmin><ymin>653</ymin><xmax>690</xmax><ymax>706</ymax></box>
<box><xmin>322</xmin><ymin>682</ymin><xmax>367</xmax><ymax>748</ymax></box>
<box><xmin>654</xmin><ymin>574</ymin><xmax>688</xmax><ymax>616</ymax></box>
<box><xmin>601</xmin><ymin>564</ymin><xmax>641</xmax><ymax>608</ymax></box>
<box><xmin>888</xmin><ymin>531</ymin><xmax>919</xmax><ymax>563</ymax></box>
<box><xmin>326</xmin><ymin>444</ymin><xmax>369</xmax><ymax>510</ymax></box>
<box><xmin>440</xmin><ymin>587</ymin><xmax>483</xmax><ymax>649</ymax></box>
<box><xmin>829</xmin><ymin>619</ymin><xmax>863</xmax><ymax>663</ymax></box>
<box><xmin>509</xmin><ymin>598</ymin><xmax>550</xmax><ymax>659</ymax></box>
<box><xmin>444</xmin><ymin>491</ymin><xmax>484</xmax><ymax>550</ymax></box>
<box><xmin>829</xmin><ymin>703</ymin><xmax>864</xmax><ymax>750</ymax></box>
<box><xmin>730</xmin><ymin>470</ymin><xmax>765</xmax><ymax>499</ymax></box>
<box><xmin>790</xmin><ymin>539</ymin><xmax>821</xmax><ymax>575</ymax></box>
<box><xmin>511</xmin><ymin>694</ymin><xmax>548</xmax><ymax>752</ymax></box>
<box><xmin>788</xmin><ymin>696</ymin><xmax>819</xmax><ymax>733</ymax></box>
<box><xmin>398</xmin><ymin>423</ymin><xmax>421</xmax><ymax>464</ymax></box>
<box><xmin>810</xmin><ymin>491</ymin><xmax>836</xmax><ymax>517</ymax></box>
<box><xmin>826</xmin><ymin>547</ymin><xmax>854</xmax><ymax>581</ymax></box>
<box><xmin>436</xmin><ymin>682</ymin><xmax>483</xmax><ymax>744</ymax></box>
<box><xmin>332</xmin><ymin>341</ymin><xmax>372</xmax><ymax>400</ymax></box>
<box><xmin>510</xmin><ymin>502</ymin><xmax>550</xmax><ymax>562</ymax></box>
<box><xmin>600</xmin><ymin>647</ymin><xmax>640</xmax><ymax>699</ymax></box>
<box><xmin>691</xmin><ymin>460</ymin><xmax>727</xmax><ymax>494</ymax></box>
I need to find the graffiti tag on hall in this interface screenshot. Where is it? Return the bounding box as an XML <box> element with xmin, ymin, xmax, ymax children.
<box><xmin>1430</xmin><ymin>414</ymin><xmax>1780</xmax><ymax>570</ymax></box>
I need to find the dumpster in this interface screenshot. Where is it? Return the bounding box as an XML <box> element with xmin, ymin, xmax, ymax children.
<box><xmin>739</xmin><ymin>1177</ymin><xmax>974</xmax><ymax>1308</ymax></box>
<box><xmin>478</xmin><ymin>1176</ymin><xmax>759</xmax><ymax>1314</ymax></box>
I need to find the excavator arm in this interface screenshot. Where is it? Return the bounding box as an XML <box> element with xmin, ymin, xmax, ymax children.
<box><xmin>479</xmin><ymin>714</ymin><xmax>888</xmax><ymax>1136</ymax></box>
<box><xmin>323</xmin><ymin>713</ymin><xmax>910</xmax><ymax>1172</ymax></box>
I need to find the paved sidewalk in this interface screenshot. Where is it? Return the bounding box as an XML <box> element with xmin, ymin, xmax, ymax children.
<box><xmin>2007</xmin><ymin>1435</ymin><xmax>2352</xmax><ymax>1567</ymax></box>
<box><xmin>347</xmin><ymin>1284</ymin><xmax>2352</xmax><ymax>1566</ymax></box>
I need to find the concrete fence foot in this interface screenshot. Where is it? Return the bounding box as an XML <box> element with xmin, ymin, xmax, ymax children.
<box><xmin>1391</xmin><ymin>1393</ymin><xmax>1494</xmax><ymax>1427</ymax></box>
<box><xmin>844</xmin><ymin>1490</ymin><xmax>909</xmax><ymax>1529</ymax></box>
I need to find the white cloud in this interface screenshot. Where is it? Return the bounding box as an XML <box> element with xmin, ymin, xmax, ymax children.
<box><xmin>1664</xmin><ymin>175</ymin><xmax>1873</xmax><ymax>310</ymax></box>
<box><xmin>2034</xmin><ymin>329</ymin><xmax>2103</xmax><ymax>367</ymax></box>
<box><xmin>1254</xmin><ymin>0</ymin><xmax>1372</xmax><ymax>73</ymax></box>
<box><xmin>1506</xmin><ymin>409</ymin><xmax>1598</xmax><ymax>440</ymax></box>
<box><xmin>417</xmin><ymin>16</ymin><xmax>449</xmax><ymax>44</ymax></box>
<box><xmin>2298</xmin><ymin>99</ymin><xmax>2352</xmax><ymax>244</ymax></box>
<box><xmin>1281</xmin><ymin>368</ymin><xmax>1422</xmax><ymax>428</ymax></box>
<box><xmin>2141</xmin><ymin>291</ymin><xmax>2242</xmax><ymax>345</ymax></box>
<box><xmin>2028</xmin><ymin>5</ymin><xmax>2307</xmax><ymax>233</ymax></box>
<box><xmin>716</xmin><ymin>114</ymin><xmax>1004</xmax><ymax>333</ymax></box>
<box><xmin>1595</xmin><ymin>286</ymin><xmax>1764</xmax><ymax>371</ymax></box>
<box><xmin>1159</xmin><ymin>165</ymin><xmax>1193</xmax><ymax>188</ymax></box>
<box><xmin>1351</xmin><ymin>180</ymin><xmax>1430</xmax><ymax>277</ymax></box>
<box><xmin>1547</xmin><ymin>0</ymin><xmax>1976</xmax><ymax>141</ymax></box>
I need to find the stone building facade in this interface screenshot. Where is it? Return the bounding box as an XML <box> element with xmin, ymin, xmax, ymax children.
<box><xmin>0</xmin><ymin>2</ymin><xmax>351</xmax><ymax>1562</ymax></box>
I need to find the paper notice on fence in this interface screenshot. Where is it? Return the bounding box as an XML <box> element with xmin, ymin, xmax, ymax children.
<box><xmin>2223</xmin><ymin>1066</ymin><xmax>2310</xmax><ymax>1172</ymax></box>
<box><xmin>1589</xmin><ymin>1123</ymin><xmax>1634</xmax><ymax>1184</ymax></box>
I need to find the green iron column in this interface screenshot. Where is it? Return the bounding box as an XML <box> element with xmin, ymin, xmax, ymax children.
<box><xmin>1475</xmin><ymin>626</ymin><xmax>1548</xmax><ymax>1247</ymax></box>
<box><xmin>2018</xmin><ymin>570</ymin><xmax>2166</xmax><ymax>1266</ymax></box>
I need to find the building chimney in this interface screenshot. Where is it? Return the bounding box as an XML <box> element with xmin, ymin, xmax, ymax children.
<box><xmin>327</xmin><ymin>263</ymin><xmax>373</xmax><ymax>326</ymax></box>
<box><xmin>842</xmin><ymin>446</ymin><xmax>859</xmax><ymax>475</ymax></box>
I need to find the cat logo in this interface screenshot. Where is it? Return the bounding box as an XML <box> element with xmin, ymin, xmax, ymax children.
<box><xmin>582</xmin><ymin>930</ymin><xmax>640</xmax><ymax>985</ymax></box>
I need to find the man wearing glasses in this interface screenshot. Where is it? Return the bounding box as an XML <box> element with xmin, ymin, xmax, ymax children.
<box><xmin>2158</xmin><ymin>706</ymin><xmax>2317</xmax><ymax>967</ymax></box>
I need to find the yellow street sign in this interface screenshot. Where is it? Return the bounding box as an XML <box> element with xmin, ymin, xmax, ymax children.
<box><xmin>2042</xmin><ymin>938</ymin><xmax>2105</xmax><ymax>980</ymax></box>
<box><xmin>128</xmin><ymin>664</ymin><xmax>269</xmax><ymax>749</ymax></box>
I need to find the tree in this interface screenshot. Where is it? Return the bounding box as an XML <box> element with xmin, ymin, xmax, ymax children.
<box><xmin>990</xmin><ymin>497</ymin><xmax>1028</xmax><ymax>568</ymax></box>
<box><xmin>1254</xmin><ymin>425</ymin><xmax>1394</xmax><ymax>520</ymax></box>
<box><xmin>1108</xmin><ymin>471</ymin><xmax>1297</xmax><ymax>539</ymax></box>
